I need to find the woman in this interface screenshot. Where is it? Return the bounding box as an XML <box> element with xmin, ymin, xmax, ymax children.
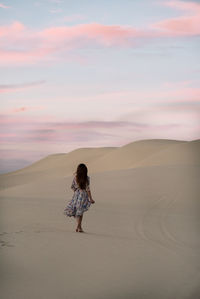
<box><xmin>64</xmin><ymin>163</ymin><xmax>95</xmax><ymax>232</ymax></box>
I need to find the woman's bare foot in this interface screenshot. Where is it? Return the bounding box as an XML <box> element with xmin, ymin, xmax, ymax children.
<box><xmin>76</xmin><ymin>226</ymin><xmax>84</xmax><ymax>232</ymax></box>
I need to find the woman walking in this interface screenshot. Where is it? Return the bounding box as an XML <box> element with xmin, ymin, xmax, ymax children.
<box><xmin>64</xmin><ymin>163</ymin><xmax>95</xmax><ymax>232</ymax></box>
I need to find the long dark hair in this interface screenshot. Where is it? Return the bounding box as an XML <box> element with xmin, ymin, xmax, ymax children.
<box><xmin>74</xmin><ymin>163</ymin><xmax>89</xmax><ymax>190</ymax></box>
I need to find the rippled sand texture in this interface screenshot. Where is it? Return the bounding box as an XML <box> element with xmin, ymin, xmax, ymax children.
<box><xmin>0</xmin><ymin>139</ymin><xmax>200</xmax><ymax>299</ymax></box>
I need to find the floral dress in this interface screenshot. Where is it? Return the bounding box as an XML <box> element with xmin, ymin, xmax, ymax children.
<box><xmin>63</xmin><ymin>175</ymin><xmax>92</xmax><ymax>218</ymax></box>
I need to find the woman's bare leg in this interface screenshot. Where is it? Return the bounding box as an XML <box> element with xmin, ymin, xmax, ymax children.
<box><xmin>80</xmin><ymin>215</ymin><xmax>83</xmax><ymax>228</ymax></box>
<box><xmin>76</xmin><ymin>215</ymin><xmax>83</xmax><ymax>229</ymax></box>
<box><xmin>76</xmin><ymin>216</ymin><xmax>80</xmax><ymax>228</ymax></box>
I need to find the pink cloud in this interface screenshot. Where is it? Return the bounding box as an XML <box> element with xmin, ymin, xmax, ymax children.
<box><xmin>0</xmin><ymin>22</ymin><xmax>147</xmax><ymax>65</ymax></box>
<box><xmin>0</xmin><ymin>21</ymin><xmax>25</xmax><ymax>37</ymax></box>
<box><xmin>0</xmin><ymin>116</ymin><xmax>198</xmax><ymax>145</ymax></box>
<box><xmin>88</xmin><ymin>85</ymin><xmax>200</xmax><ymax>104</ymax></box>
<box><xmin>0</xmin><ymin>115</ymin><xmax>146</xmax><ymax>129</ymax></box>
<box><xmin>0</xmin><ymin>3</ymin><xmax>10</xmax><ymax>9</ymax></box>
<box><xmin>0</xmin><ymin>1</ymin><xmax>200</xmax><ymax>66</ymax></box>
<box><xmin>0</xmin><ymin>98</ymin><xmax>199</xmax><ymax>170</ymax></box>
<box><xmin>0</xmin><ymin>115</ymin><xmax>149</xmax><ymax>144</ymax></box>
<box><xmin>152</xmin><ymin>1</ymin><xmax>200</xmax><ymax>36</ymax></box>
<box><xmin>154</xmin><ymin>86</ymin><xmax>200</xmax><ymax>102</ymax></box>
<box><xmin>11</xmin><ymin>106</ymin><xmax>45</xmax><ymax>113</ymax></box>
<box><xmin>0</xmin><ymin>48</ymin><xmax>56</xmax><ymax>66</ymax></box>
<box><xmin>38</xmin><ymin>23</ymin><xmax>143</xmax><ymax>47</ymax></box>
<box><xmin>163</xmin><ymin>1</ymin><xmax>200</xmax><ymax>12</ymax></box>
<box><xmin>13</xmin><ymin>107</ymin><xmax>28</xmax><ymax>112</ymax></box>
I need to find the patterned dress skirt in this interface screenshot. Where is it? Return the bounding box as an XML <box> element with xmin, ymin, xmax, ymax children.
<box><xmin>64</xmin><ymin>189</ymin><xmax>91</xmax><ymax>218</ymax></box>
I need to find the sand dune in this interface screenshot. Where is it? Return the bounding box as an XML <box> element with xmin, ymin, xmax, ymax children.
<box><xmin>132</xmin><ymin>139</ymin><xmax>200</xmax><ymax>168</ymax></box>
<box><xmin>88</xmin><ymin>139</ymin><xmax>188</xmax><ymax>173</ymax></box>
<box><xmin>0</xmin><ymin>138</ymin><xmax>200</xmax><ymax>298</ymax></box>
<box><xmin>0</xmin><ymin>139</ymin><xmax>199</xmax><ymax>190</ymax></box>
<box><xmin>2</xmin><ymin>147</ymin><xmax>116</xmax><ymax>175</ymax></box>
<box><xmin>0</xmin><ymin>147</ymin><xmax>116</xmax><ymax>189</ymax></box>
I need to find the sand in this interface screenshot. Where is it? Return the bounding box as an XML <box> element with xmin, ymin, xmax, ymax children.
<box><xmin>0</xmin><ymin>139</ymin><xmax>200</xmax><ymax>299</ymax></box>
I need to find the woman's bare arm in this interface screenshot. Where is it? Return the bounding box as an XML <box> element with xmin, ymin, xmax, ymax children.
<box><xmin>87</xmin><ymin>190</ymin><xmax>92</xmax><ymax>200</ymax></box>
<box><xmin>87</xmin><ymin>190</ymin><xmax>95</xmax><ymax>203</ymax></box>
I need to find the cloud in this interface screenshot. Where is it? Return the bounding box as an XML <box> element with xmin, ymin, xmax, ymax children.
<box><xmin>0</xmin><ymin>115</ymin><xmax>152</xmax><ymax>143</ymax></box>
<box><xmin>1</xmin><ymin>102</ymin><xmax>199</xmax><ymax>172</ymax></box>
<box><xmin>0</xmin><ymin>117</ymin><xmax>150</xmax><ymax>130</ymax></box>
<box><xmin>0</xmin><ymin>80</ymin><xmax>45</xmax><ymax>93</ymax></box>
<box><xmin>12</xmin><ymin>106</ymin><xmax>45</xmax><ymax>113</ymax></box>
<box><xmin>163</xmin><ymin>0</ymin><xmax>200</xmax><ymax>12</ymax></box>
<box><xmin>49</xmin><ymin>120</ymin><xmax>149</xmax><ymax>130</ymax></box>
<box><xmin>0</xmin><ymin>22</ymin><xmax>146</xmax><ymax>66</ymax></box>
<box><xmin>0</xmin><ymin>21</ymin><xmax>25</xmax><ymax>36</ymax></box>
<box><xmin>1</xmin><ymin>112</ymin><xmax>198</xmax><ymax>145</ymax></box>
<box><xmin>13</xmin><ymin>107</ymin><xmax>28</xmax><ymax>112</ymax></box>
<box><xmin>38</xmin><ymin>23</ymin><xmax>143</xmax><ymax>46</ymax></box>
<box><xmin>86</xmin><ymin>85</ymin><xmax>200</xmax><ymax>104</ymax></box>
<box><xmin>152</xmin><ymin>0</ymin><xmax>200</xmax><ymax>36</ymax></box>
<box><xmin>0</xmin><ymin>3</ymin><xmax>10</xmax><ymax>9</ymax></box>
<box><xmin>118</xmin><ymin>100</ymin><xmax>200</xmax><ymax>126</ymax></box>
<box><xmin>0</xmin><ymin>2</ymin><xmax>199</xmax><ymax>66</ymax></box>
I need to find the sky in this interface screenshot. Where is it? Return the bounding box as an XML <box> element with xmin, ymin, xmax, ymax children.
<box><xmin>0</xmin><ymin>0</ymin><xmax>200</xmax><ymax>173</ymax></box>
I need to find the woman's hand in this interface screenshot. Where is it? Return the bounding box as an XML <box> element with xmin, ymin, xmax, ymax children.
<box><xmin>87</xmin><ymin>190</ymin><xmax>95</xmax><ymax>203</ymax></box>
